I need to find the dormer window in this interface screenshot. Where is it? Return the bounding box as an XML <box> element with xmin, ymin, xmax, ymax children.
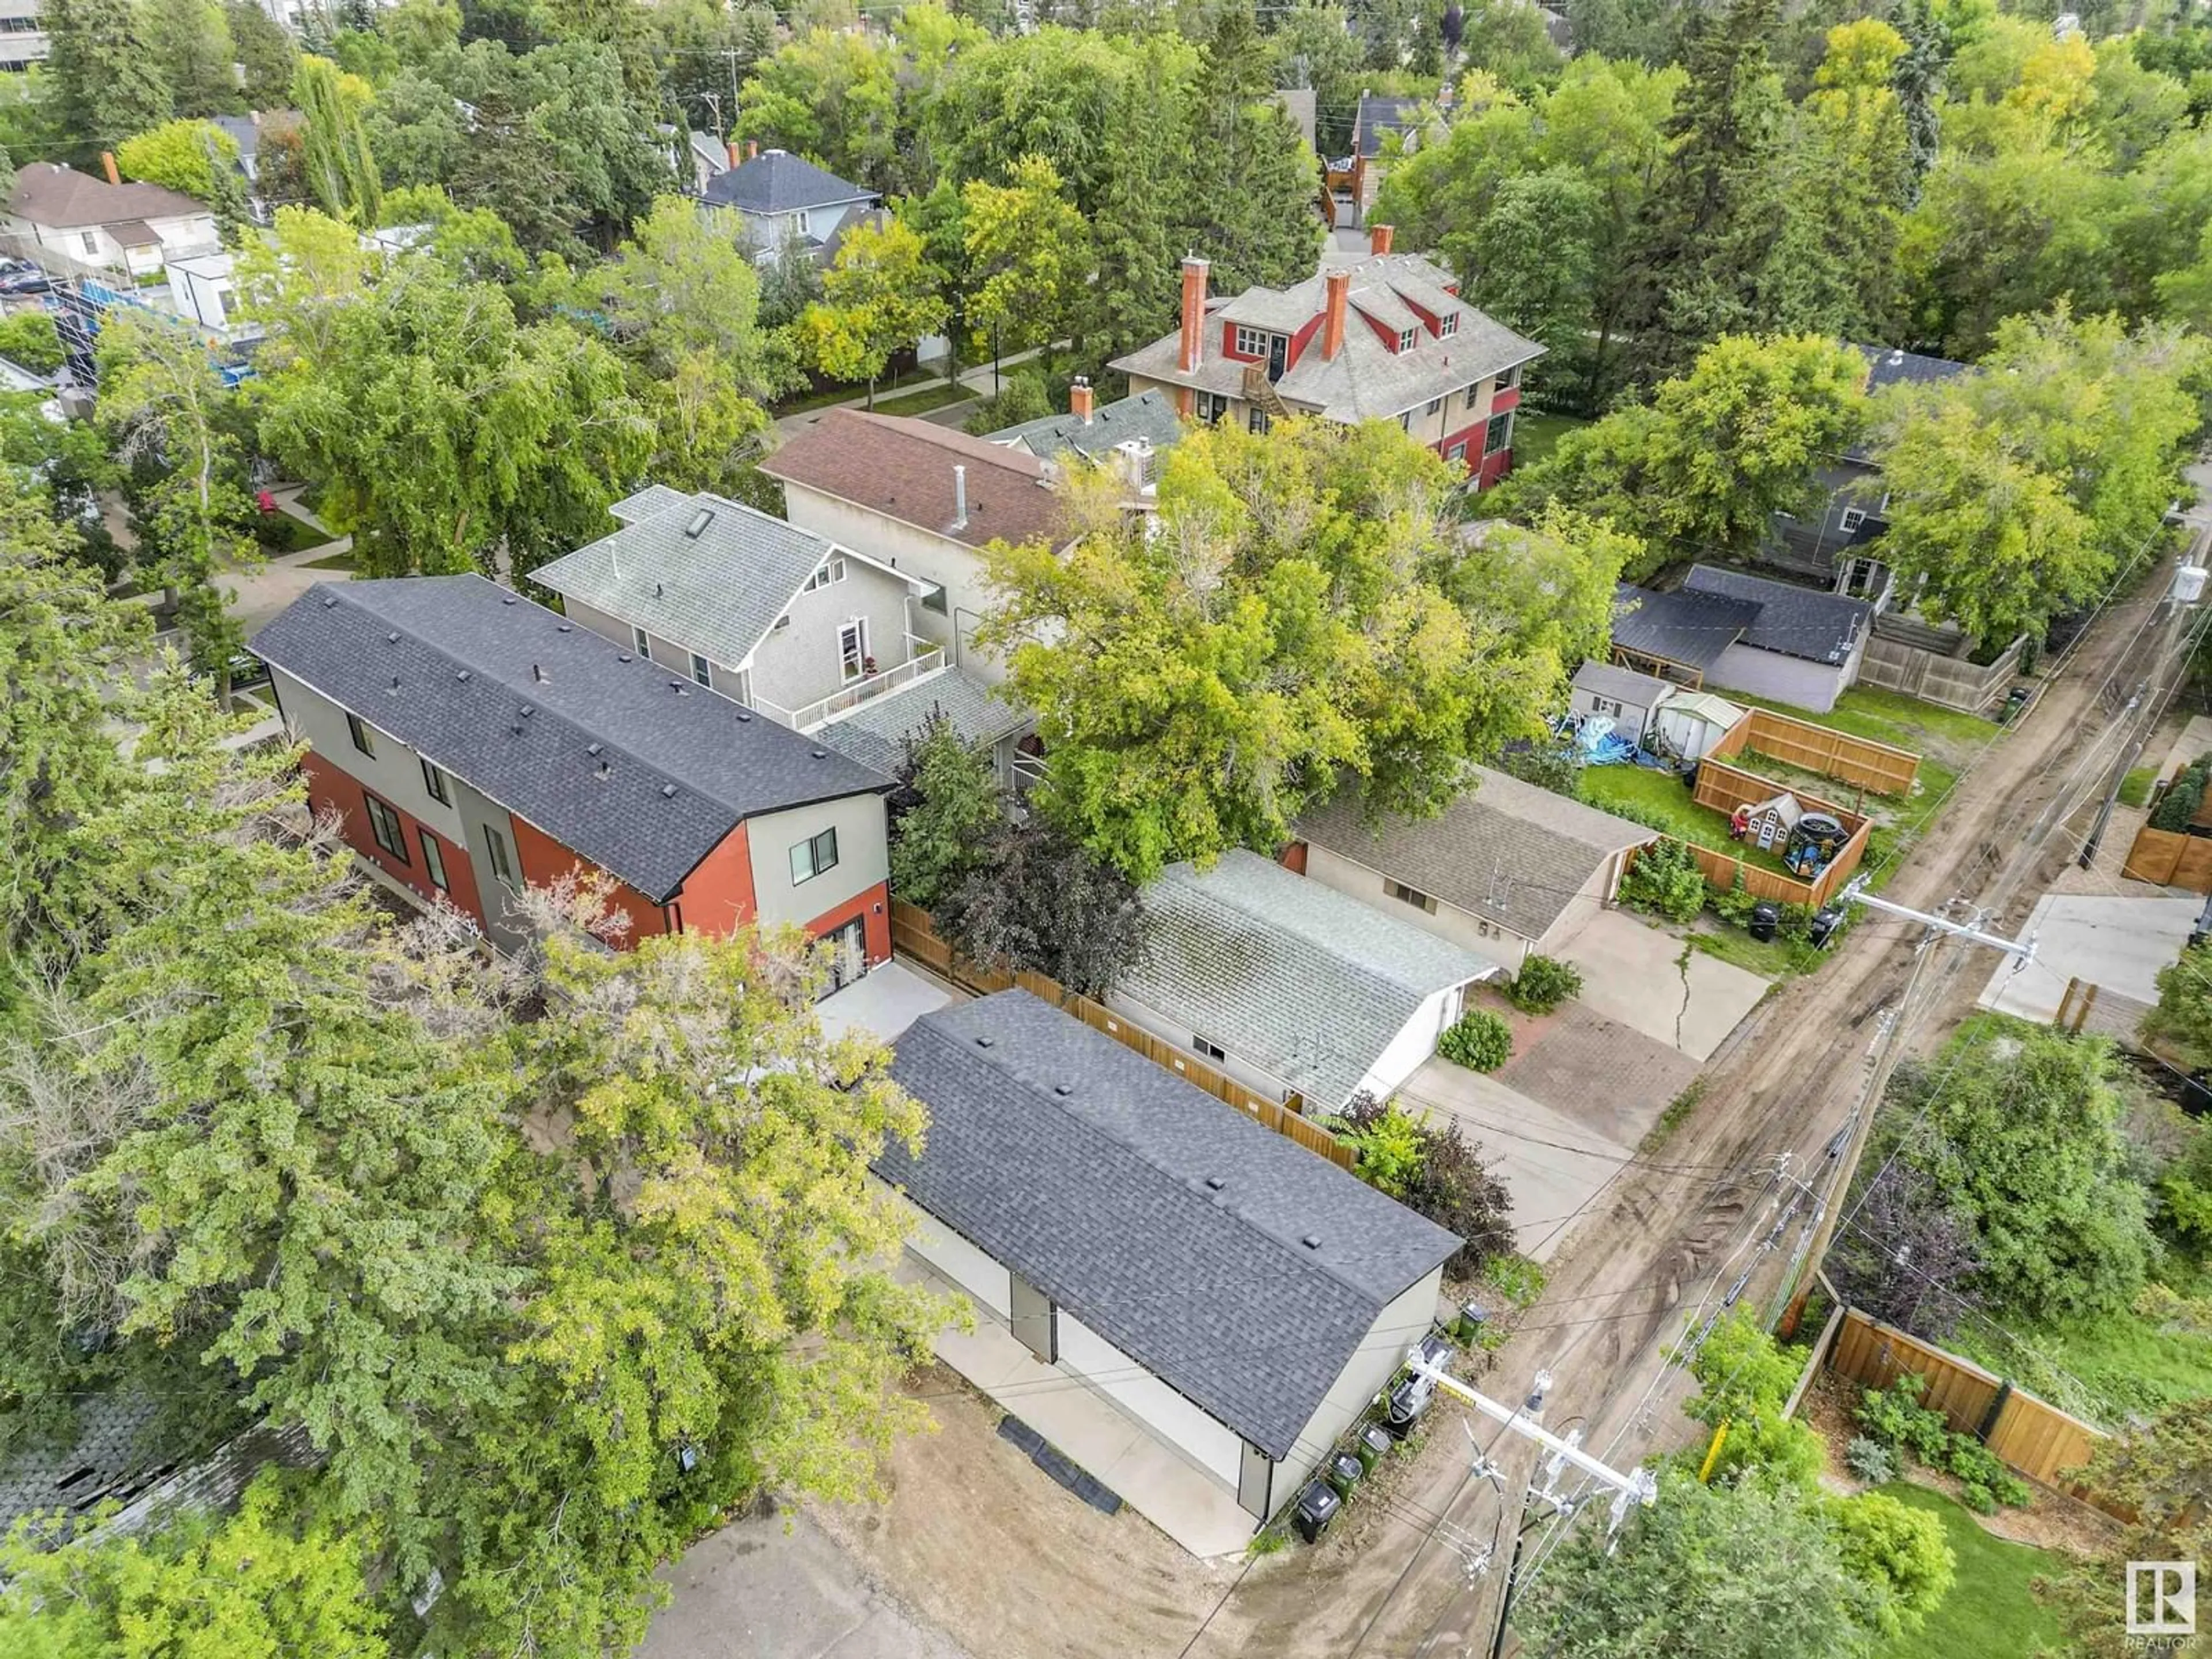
<box><xmin>1396</xmin><ymin>327</ymin><xmax>1417</xmax><ymax>353</ymax></box>
<box><xmin>1441</xmin><ymin>313</ymin><xmax>1459</xmax><ymax>338</ymax></box>
<box><xmin>1233</xmin><ymin>325</ymin><xmax>1274</xmax><ymax>358</ymax></box>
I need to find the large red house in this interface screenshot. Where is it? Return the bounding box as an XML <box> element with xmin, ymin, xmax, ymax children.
<box><xmin>251</xmin><ymin>575</ymin><xmax>897</xmax><ymax>978</ymax></box>
<box><xmin>1109</xmin><ymin>226</ymin><xmax>1544</xmax><ymax>484</ymax></box>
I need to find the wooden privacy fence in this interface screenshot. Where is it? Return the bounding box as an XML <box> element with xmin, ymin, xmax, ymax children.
<box><xmin>2122</xmin><ymin>824</ymin><xmax>2212</xmax><ymax>892</ymax></box>
<box><xmin>887</xmin><ymin>900</ymin><xmax>1356</xmax><ymax>1171</ymax></box>
<box><xmin>1706</xmin><ymin>709</ymin><xmax>1921</xmax><ymax>798</ymax></box>
<box><xmin>1819</xmin><ymin>1308</ymin><xmax>2109</xmax><ymax>1507</ymax></box>
<box><xmin>1642</xmin><ymin>759</ymin><xmax>1873</xmax><ymax>908</ymax></box>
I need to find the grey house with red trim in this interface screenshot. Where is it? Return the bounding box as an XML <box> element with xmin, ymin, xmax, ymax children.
<box><xmin>1109</xmin><ymin>225</ymin><xmax>1543</xmax><ymax>484</ymax></box>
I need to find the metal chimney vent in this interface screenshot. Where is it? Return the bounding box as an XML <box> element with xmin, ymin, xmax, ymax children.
<box><xmin>1205</xmin><ymin>1176</ymin><xmax>1225</xmax><ymax>1191</ymax></box>
<box><xmin>386</xmin><ymin>631</ymin><xmax>400</xmax><ymax>643</ymax></box>
<box><xmin>661</xmin><ymin>783</ymin><xmax>677</xmax><ymax>799</ymax></box>
<box><xmin>586</xmin><ymin>742</ymin><xmax>603</xmax><ymax>756</ymax></box>
<box><xmin>1301</xmin><ymin>1234</ymin><xmax>1322</xmax><ymax>1250</ymax></box>
<box><xmin>683</xmin><ymin>507</ymin><xmax>714</xmax><ymax>539</ymax></box>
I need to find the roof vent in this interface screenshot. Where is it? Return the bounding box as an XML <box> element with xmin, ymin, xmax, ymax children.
<box><xmin>321</xmin><ymin>595</ymin><xmax>338</xmax><ymax>607</ymax></box>
<box><xmin>520</xmin><ymin>704</ymin><xmax>535</xmax><ymax>717</ymax></box>
<box><xmin>557</xmin><ymin>622</ymin><xmax>573</xmax><ymax>632</ymax></box>
<box><xmin>810</xmin><ymin>748</ymin><xmax>828</xmax><ymax>759</ymax></box>
<box><xmin>974</xmin><ymin>1035</ymin><xmax>995</xmax><ymax>1048</ymax></box>
<box><xmin>1205</xmin><ymin>1176</ymin><xmax>1225</xmax><ymax>1191</ymax></box>
<box><xmin>386</xmin><ymin>631</ymin><xmax>400</xmax><ymax>643</ymax></box>
<box><xmin>389</xmin><ymin>675</ymin><xmax>400</xmax><ymax>692</ymax></box>
<box><xmin>586</xmin><ymin>742</ymin><xmax>603</xmax><ymax>756</ymax></box>
<box><xmin>1053</xmin><ymin>1084</ymin><xmax>1073</xmax><ymax>1096</ymax></box>
<box><xmin>596</xmin><ymin>761</ymin><xmax>611</xmax><ymax>780</ymax></box>
<box><xmin>655</xmin><ymin>581</ymin><xmax>665</xmax><ymax>598</ymax></box>
<box><xmin>661</xmin><ymin>783</ymin><xmax>677</xmax><ymax>799</ymax></box>
<box><xmin>1301</xmin><ymin>1233</ymin><xmax>1323</xmax><ymax>1250</ymax></box>
<box><xmin>532</xmin><ymin>663</ymin><xmax>545</xmax><ymax>683</ymax></box>
<box><xmin>618</xmin><ymin>652</ymin><xmax>633</xmax><ymax>662</ymax></box>
<box><xmin>502</xmin><ymin>594</ymin><xmax>517</xmax><ymax>605</ymax></box>
<box><xmin>683</xmin><ymin>507</ymin><xmax>714</xmax><ymax>539</ymax></box>
<box><xmin>735</xmin><ymin>710</ymin><xmax>752</xmax><ymax>722</ymax></box>
<box><xmin>456</xmin><ymin>670</ymin><xmax>472</xmax><ymax>683</ymax></box>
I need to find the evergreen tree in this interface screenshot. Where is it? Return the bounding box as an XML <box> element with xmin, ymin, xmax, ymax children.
<box><xmin>1617</xmin><ymin>0</ymin><xmax>1791</xmax><ymax>380</ymax></box>
<box><xmin>1089</xmin><ymin>45</ymin><xmax>1187</xmax><ymax>357</ymax></box>
<box><xmin>293</xmin><ymin>55</ymin><xmax>382</xmax><ymax>226</ymax></box>
<box><xmin>1181</xmin><ymin>0</ymin><xmax>1323</xmax><ymax>292</ymax></box>
<box><xmin>141</xmin><ymin>0</ymin><xmax>239</xmax><ymax>119</ymax></box>
<box><xmin>42</xmin><ymin>0</ymin><xmax>171</xmax><ymax>159</ymax></box>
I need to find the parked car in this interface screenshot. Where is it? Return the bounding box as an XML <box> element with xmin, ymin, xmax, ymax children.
<box><xmin>0</xmin><ymin>268</ymin><xmax>54</xmax><ymax>296</ymax></box>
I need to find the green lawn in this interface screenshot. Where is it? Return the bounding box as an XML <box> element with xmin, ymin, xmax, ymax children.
<box><xmin>772</xmin><ymin>365</ymin><xmax>946</xmax><ymax>417</ymax></box>
<box><xmin>1689</xmin><ymin>925</ymin><xmax>1819</xmax><ymax>979</ymax></box>
<box><xmin>253</xmin><ymin>509</ymin><xmax>330</xmax><ymax>556</ymax></box>
<box><xmin>302</xmin><ymin>548</ymin><xmax>358</xmax><ymax>571</ymax></box>
<box><xmin>1869</xmin><ymin>1483</ymin><xmax>2064</xmax><ymax>1659</ymax></box>
<box><xmin>1577</xmin><ymin>763</ymin><xmax>1796</xmax><ymax>875</ymax></box>
<box><xmin>872</xmin><ymin>381</ymin><xmax>979</xmax><ymax>418</ymax></box>
<box><xmin>2119</xmin><ymin>765</ymin><xmax>2159</xmax><ymax>809</ymax></box>
<box><xmin>1508</xmin><ymin>408</ymin><xmax>1588</xmax><ymax>469</ymax></box>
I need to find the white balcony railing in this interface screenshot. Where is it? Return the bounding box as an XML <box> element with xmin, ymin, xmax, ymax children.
<box><xmin>755</xmin><ymin>647</ymin><xmax>948</xmax><ymax>733</ymax></box>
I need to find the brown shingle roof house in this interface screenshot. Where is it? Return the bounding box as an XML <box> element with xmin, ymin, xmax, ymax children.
<box><xmin>760</xmin><ymin>409</ymin><xmax>1066</xmax><ymax>551</ymax></box>
<box><xmin>6</xmin><ymin>162</ymin><xmax>208</xmax><ymax>228</ymax></box>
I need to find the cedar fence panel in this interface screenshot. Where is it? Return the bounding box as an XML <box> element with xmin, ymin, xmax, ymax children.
<box><xmin>1822</xmin><ymin>1309</ymin><xmax>2112</xmax><ymax>1506</ymax></box>
<box><xmin>2121</xmin><ymin>825</ymin><xmax>2212</xmax><ymax>892</ymax></box>
<box><xmin>1691</xmin><ymin>758</ymin><xmax>1868</xmax><ymax>830</ymax></box>
<box><xmin>888</xmin><ymin>900</ymin><xmax>1355</xmax><ymax>1171</ymax></box>
<box><xmin>1742</xmin><ymin>710</ymin><xmax>1920</xmax><ymax>797</ymax></box>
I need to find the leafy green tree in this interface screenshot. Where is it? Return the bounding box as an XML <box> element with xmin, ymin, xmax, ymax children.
<box><xmin>1088</xmin><ymin>40</ymin><xmax>1192</xmax><ymax>357</ymax></box>
<box><xmin>980</xmin><ymin>419</ymin><xmax>1619</xmax><ymax>881</ymax></box>
<box><xmin>293</xmin><ymin>54</ymin><xmax>383</xmax><ymax>225</ymax></box>
<box><xmin>1496</xmin><ymin>334</ymin><xmax>1868</xmax><ymax>559</ymax></box>
<box><xmin>734</xmin><ymin>25</ymin><xmax>901</xmax><ymax>192</ymax></box>
<box><xmin>362</xmin><ymin>66</ymin><xmax>467</xmax><ymax>189</ymax></box>
<box><xmin>1866</xmin><ymin>309</ymin><xmax>2201</xmax><ymax>643</ymax></box>
<box><xmin>0</xmin><ymin>386</ymin><xmax>122</xmax><ymax>575</ymax></box>
<box><xmin>939</xmin><ymin>818</ymin><xmax>1149</xmax><ymax>998</ymax></box>
<box><xmin>244</xmin><ymin>210</ymin><xmax>652</xmax><ymax>577</ymax></box>
<box><xmin>583</xmin><ymin>193</ymin><xmax>788</xmax><ymax>397</ymax></box>
<box><xmin>116</xmin><ymin>118</ymin><xmax>247</xmax><ymax>226</ymax></box>
<box><xmin>648</xmin><ymin>0</ymin><xmax>778</xmax><ymax>128</ymax></box>
<box><xmin>0</xmin><ymin>1474</ymin><xmax>387</xmax><ymax>1657</ymax></box>
<box><xmin>1520</xmin><ymin>1469</ymin><xmax>1885</xmax><ymax>1659</ymax></box>
<box><xmin>1823</xmin><ymin>1490</ymin><xmax>1955</xmax><ymax>1638</ymax></box>
<box><xmin>756</xmin><ymin>222</ymin><xmax>825</xmax><ymax>329</ymax></box>
<box><xmin>385</xmin><ymin>0</ymin><xmax>463</xmax><ymax>69</ymax></box>
<box><xmin>94</xmin><ymin>311</ymin><xmax>254</xmax><ymax>705</ymax></box>
<box><xmin>41</xmin><ymin>0</ymin><xmax>170</xmax><ymax>158</ymax></box>
<box><xmin>1459</xmin><ymin>0</ymin><xmax>1567</xmax><ymax>94</ymax></box>
<box><xmin>1880</xmin><ymin>1017</ymin><xmax>2156</xmax><ymax>1323</ymax></box>
<box><xmin>923</xmin><ymin>25</ymin><xmax>1140</xmax><ymax>215</ymax></box>
<box><xmin>1267</xmin><ymin>2</ymin><xmax>1365</xmax><ymax>153</ymax></box>
<box><xmin>2144</xmin><ymin>937</ymin><xmax>2212</xmax><ymax>1070</ymax></box>
<box><xmin>1179</xmin><ymin>0</ymin><xmax>1321</xmax><ymax>294</ymax></box>
<box><xmin>962</xmin><ymin>154</ymin><xmax>1090</xmax><ymax>364</ymax></box>
<box><xmin>2035</xmin><ymin>1400</ymin><xmax>2212</xmax><ymax>1658</ymax></box>
<box><xmin>793</xmin><ymin>216</ymin><xmax>948</xmax><ymax>405</ymax></box>
<box><xmin>890</xmin><ymin>714</ymin><xmax>1004</xmax><ymax>911</ymax></box>
<box><xmin>0</xmin><ymin>311</ymin><xmax>62</xmax><ymax>374</ymax></box>
<box><xmin>141</xmin><ymin>0</ymin><xmax>237</xmax><ymax>119</ymax></box>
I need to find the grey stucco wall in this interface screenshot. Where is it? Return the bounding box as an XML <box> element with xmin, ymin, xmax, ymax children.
<box><xmin>1702</xmin><ymin>643</ymin><xmax>1851</xmax><ymax>715</ymax></box>
<box><xmin>743</xmin><ymin>790</ymin><xmax>889</xmax><ymax>931</ymax></box>
<box><xmin>748</xmin><ymin>558</ymin><xmax>918</xmax><ymax>716</ymax></box>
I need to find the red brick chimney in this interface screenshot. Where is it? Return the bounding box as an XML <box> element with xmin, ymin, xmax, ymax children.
<box><xmin>1322</xmin><ymin>270</ymin><xmax>1350</xmax><ymax>361</ymax></box>
<box><xmin>1179</xmin><ymin>256</ymin><xmax>1209</xmax><ymax>374</ymax></box>
<box><xmin>725</xmin><ymin>141</ymin><xmax>740</xmax><ymax>168</ymax></box>
<box><xmin>1070</xmin><ymin>375</ymin><xmax>1094</xmax><ymax>423</ymax></box>
<box><xmin>99</xmin><ymin>150</ymin><xmax>119</xmax><ymax>187</ymax></box>
<box><xmin>1369</xmin><ymin>222</ymin><xmax>1394</xmax><ymax>256</ymax></box>
<box><xmin>747</xmin><ymin>140</ymin><xmax>759</xmax><ymax>161</ymax></box>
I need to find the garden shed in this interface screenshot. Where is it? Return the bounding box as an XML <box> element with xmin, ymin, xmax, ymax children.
<box><xmin>1570</xmin><ymin>660</ymin><xmax>1671</xmax><ymax>748</ymax></box>
<box><xmin>1649</xmin><ymin>690</ymin><xmax>1745</xmax><ymax>763</ymax></box>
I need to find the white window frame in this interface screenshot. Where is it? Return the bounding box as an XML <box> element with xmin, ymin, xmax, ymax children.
<box><xmin>1192</xmin><ymin>1032</ymin><xmax>1227</xmax><ymax>1063</ymax></box>
<box><xmin>482</xmin><ymin>823</ymin><xmax>517</xmax><ymax>889</ymax></box>
<box><xmin>421</xmin><ymin>756</ymin><xmax>450</xmax><ymax>805</ymax></box>
<box><xmin>346</xmin><ymin>712</ymin><xmax>375</xmax><ymax>757</ymax></box>
<box><xmin>689</xmin><ymin>650</ymin><xmax>712</xmax><ymax>687</ymax></box>
<box><xmin>1503</xmin><ymin>362</ymin><xmax>1523</xmax><ymax>390</ymax></box>
<box><xmin>1233</xmin><ymin>325</ymin><xmax>1275</xmax><ymax>358</ymax></box>
<box><xmin>1484</xmin><ymin>410</ymin><xmax>1514</xmax><ymax>455</ymax></box>
<box><xmin>1838</xmin><ymin>507</ymin><xmax>1867</xmax><ymax>535</ymax></box>
<box><xmin>803</xmin><ymin>557</ymin><xmax>847</xmax><ymax>592</ymax></box>
<box><xmin>1445</xmin><ymin>440</ymin><xmax>1467</xmax><ymax>463</ymax></box>
<box><xmin>631</xmin><ymin>624</ymin><xmax>649</xmax><ymax>658</ymax></box>
<box><xmin>1426</xmin><ymin>395</ymin><xmax>1444</xmax><ymax>415</ymax></box>
<box><xmin>838</xmin><ymin>617</ymin><xmax>870</xmax><ymax>683</ymax></box>
<box><xmin>1384</xmin><ymin>878</ymin><xmax>1437</xmax><ymax>914</ymax></box>
<box><xmin>1441</xmin><ymin>313</ymin><xmax>1459</xmax><ymax>338</ymax></box>
<box><xmin>363</xmin><ymin>792</ymin><xmax>408</xmax><ymax>863</ymax></box>
<box><xmin>1247</xmin><ymin>407</ymin><xmax>1271</xmax><ymax>435</ymax></box>
<box><xmin>1396</xmin><ymin>327</ymin><xmax>1417</xmax><ymax>353</ymax></box>
<box><xmin>81</xmin><ymin>231</ymin><xmax>98</xmax><ymax>255</ymax></box>
<box><xmin>1465</xmin><ymin>384</ymin><xmax>1483</xmax><ymax>412</ymax></box>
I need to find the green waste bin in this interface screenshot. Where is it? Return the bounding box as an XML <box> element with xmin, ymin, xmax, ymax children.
<box><xmin>1355</xmin><ymin>1423</ymin><xmax>1393</xmax><ymax>1474</ymax></box>
<box><xmin>1326</xmin><ymin>1452</ymin><xmax>1363</xmax><ymax>1498</ymax></box>
<box><xmin>1454</xmin><ymin>1302</ymin><xmax>1489</xmax><ymax>1344</ymax></box>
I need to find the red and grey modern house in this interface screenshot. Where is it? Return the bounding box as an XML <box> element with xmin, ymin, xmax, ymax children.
<box><xmin>250</xmin><ymin>575</ymin><xmax>897</xmax><ymax>975</ymax></box>
<box><xmin>1108</xmin><ymin>226</ymin><xmax>1544</xmax><ymax>484</ymax></box>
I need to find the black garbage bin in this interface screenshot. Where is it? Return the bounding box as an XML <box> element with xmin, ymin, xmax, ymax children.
<box><xmin>1292</xmin><ymin>1480</ymin><xmax>1340</xmax><ymax>1543</ymax></box>
<box><xmin>1356</xmin><ymin>1423</ymin><xmax>1393</xmax><ymax>1474</ymax></box>
<box><xmin>1383</xmin><ymin>1373</ymin><xmax>1434</xmax><ymax>1438</ymax></box>
<box><xmin>1327</xmin><ymin>1452</ymin><xmax>1363</xmax><ymax>1498</ymax></box>
<box><xmin>1748</xmin><ymin>902</ymin><xmax>1781</xmax><ymax>942</ymax></box>
<box><xmin>1808</xmin><ymin>905</ymin><xmax>1846</xmax><ymax>948</ymax></box>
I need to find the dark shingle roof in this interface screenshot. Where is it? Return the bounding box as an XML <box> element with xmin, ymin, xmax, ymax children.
<box><xmin>987</xmin><ymin>388</ymin><xmax>1185</xmax><ymax>464</ymax></box>
<box><xmin>1611</xmin><ymin>582</ymin><xmax>1759</xmax><ymax>672</ymax></box>
<box><xmin>1298</xmin><ymin>767</ymin><xmax>1657</xmax><ymax>945</ymax></box>
<box><xmin>1855</xmin><ymin>342</ymin><xmax>1968</xmax><ymax>396</ymax></box>
<box><xmin>1683</xmin><ymin>565</ymin><xmax>1873</xmax><ymax>667</ymax></box>
<box><xmin>700</xmin><ymin>149</ymin><xmax>876</xmax><ymax>214</ymax></box>
<box><xmin>884</xmin><ymin>991</ymin><xmax>1459</xmax><ymax>1459</ymax></box>
<box><xmin>762</xmin><ymin>410</ymin><xmax>1066</xmax><ymax>550</ymax></box>
<box><xmin>1355</xmin><ymin>94</ymin><xmax>1419</xmax><ymax>157</ymax></box>
<box><xmin>251</xmin><ymin>577</ymin><xmax>889</xmax><ymax>902</ymax></box>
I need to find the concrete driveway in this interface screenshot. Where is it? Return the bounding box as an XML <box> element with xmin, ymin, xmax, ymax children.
<box><xmin>1979</xmin><ymin>893</ymin><xmax>2200</xmax><ymax>1025</ymax></box>
<box><xmin>1398</xmin><ymin>1055</ymin><xmax>1638</xmax><ymax>1261</ymax></box>
<box><xmin>643</xmin><ymin>1503</ymin><xmax>971</xmax><ymax>1659</ymax></box>
<box><xmin>1557</xmin><ymin>910</ymin><xmax>1769</xmax><ymax>1060</ymax></box>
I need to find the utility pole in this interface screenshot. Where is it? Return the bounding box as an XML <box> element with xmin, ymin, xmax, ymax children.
<box><xmin>1402</xmin><ymin>1355</ymin><xmax>1657</xmax><ymax>1659</ymax></box>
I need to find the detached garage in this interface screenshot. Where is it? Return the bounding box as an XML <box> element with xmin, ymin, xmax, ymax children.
<box><xmin>881</xmin><ymin>991</ymin><xmax>1458</xmax><ymax>1547</ymax></box>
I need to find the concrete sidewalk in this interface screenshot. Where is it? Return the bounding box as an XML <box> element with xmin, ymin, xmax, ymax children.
<box><xmin>1559</xmin><ymin>910</ymin><xmax>1769</xmax><ymax>1060</ymax></box>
